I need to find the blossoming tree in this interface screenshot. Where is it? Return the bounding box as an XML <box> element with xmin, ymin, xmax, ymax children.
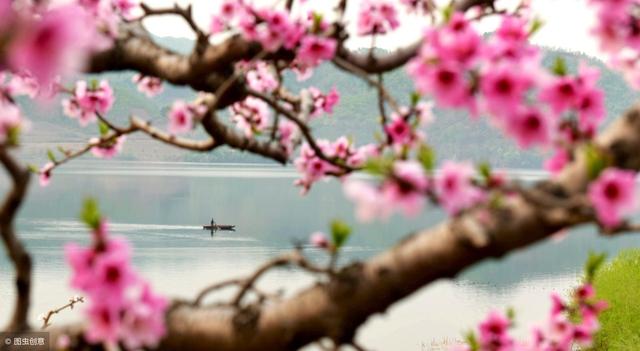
<box><xmin>0</xmin><ymin>0</ymin><xmax>639</xmax><ymax>350</ymax></box>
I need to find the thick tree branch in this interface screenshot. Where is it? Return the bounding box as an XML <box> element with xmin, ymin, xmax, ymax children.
<box><xmin>49</xmin><ymin>105</ymin><xmax>640</xmax><ymax>350</ymax></box>
<box><xmin>0</xmin><ymin>147</ymin><xmax>32</xmax><ymax>332</ymax></box>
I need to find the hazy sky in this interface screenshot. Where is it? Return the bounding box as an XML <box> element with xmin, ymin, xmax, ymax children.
<box><xmin>142</xmin><ymin>0</ymin><xmax>600</xmax><ymax>57</ymax></box>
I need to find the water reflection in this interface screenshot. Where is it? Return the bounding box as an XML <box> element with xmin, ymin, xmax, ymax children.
<box><xmin>1</xmin><ymin>161</ymin><xmax>639</xmax><ymax>349</ymax></box>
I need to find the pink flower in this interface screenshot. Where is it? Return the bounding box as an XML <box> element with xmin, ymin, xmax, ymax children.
<box><xmin>309</xmin><ymin>87</ymin><xmax>340</xmax><ymax>117</ymax></box>
<box><xmin>296</xmin><ymin>36</ymin><xmax>336</xmax><ymax>67</ymax></box>
<box><xmin>344</xmin><ymin>179</ymin><xmax>391</xmax><ymax>222</ymax></box>
<box><xmin>478</xmin><ymin>311</ymin><xmax>513</xmax><ymax>350</ymax></box>
<box><xmin>39</xmin><ymin>162</ymin><xmax>54</xmax><ymax>187</ymax></box>
<box><xmin>76</xmin><ymin>80</ymin><xmax>115</xmax><ymax>116</ymax></box>
<box><xmin>357</xmin><ymin>0</ymin><xmax>399</xmax><ymax>36</ymax></box>
<box><xmin>112</xmin><ymin>0</ymin><xmax>139</xmax><ymax>19</ymax></box>
<box><xmin>93</xmin><ymin>249</ymin><xmax>137</xmax><ymax>300</ymax></box>
<box><xmin>90</xmin><ymin>136</ymin><xmax>126</xmax><ymax>159</ymax></box>
<box><xmin>230</xmin><ymin>97</ymin><xmax>271</xmax><ymax>137</ymax></box>
<box><xmin>132</xmin><ymin>74</ymin><xmax>163</xmax><ymax>97</ymax></box>
<box><xmin>480</xmin><ymin>64</ymin><xmax>531</xmax><ymax>115</ymax></box>
<box><xmin>66</xmin><ymin>226</ymin><xmax>167</xmax><ymax>348</ymax></box>
<box><xmin>539</xmin><ymin>76</ymin><xmax>580</xmax><ymax>115</ymax></box>
<box><xmin>9</xmin><ymin>5</ymin><xmax>93</xmax><ymax>86</ymax></box>
<box><xmin>544</xmin><ymin>148</ymin><xmax>570</xmax><ymax>175</ymax></box>
<box><xmin>63</xmin><ymin>80</ymin><xmax>115</xmax><ymax>126</ymax></box>
<box><xmin>347</xmin><ymin>143</ymin><xmax>379</xmax><ymax>168</ymax></box>
<box><xmin>435</xmin><ymin>161</ymin><xmax>484</xmax><ymax>215</ymax></box>
<box><xmin>246</xmin><ymin>62</ymin><xmax>278</xmax><ymax>93</ymax></box>
<box><xmin>85</xmin><ymin>302</ymin><xmax>121</xmax><ymax>345</ymax></box>
<box><xmin>310</xmin><ymin>232</ymin><xmax>329</xmax><ymax>249</ymax></box>
<box><xmin>119</xmin><ymin>284</ymin><xmax>168</xmax><ymax>350</ymax></box>
<box><xmin>382</xmin><ymin>161</ymin><xmax>428</xmax><ymax>217</ymax></box>
<box><xmin>414</xmin><ymin>63</ymin><xmax>473</xmax><ymax>109</ymax></box>
<box><xmin>168</xmin><ymin>100</ymin><xmax>196</xmax><ymax>134</ymax></box>
<box><xmin>0</xmin><ymin>102</ymin><xmax>22</xmax><ymax>143</ymax></box>
<box><xmin>278</xmin><ymin>120</ymin><xmax>299</xmax><ymax>156</ymax></box>
<box><xmin>504</xmin><ymin>106</ymin><xmax>553</xmax><ymax>149</ymax></box>
<box><xmin>385</xmin><ymin>115</ymin><xmax>413</xmax><ymax>146</ymax></box>
<box><xmin>588</xmin><ymin>168</ymin><xmax>637</xmax><ymax>228</ymax></box>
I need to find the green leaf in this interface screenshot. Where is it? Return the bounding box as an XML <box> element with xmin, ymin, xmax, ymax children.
<box><xmin>312</xmin><ymin>12</ymin><xmax>323</xmax><ymax>33</ymax></box>
<box><xmin>6</xmin><ymin>126</ymin><xmax>19</xmax><ymax>146</ymax></box>
<box><xmin>464</xmin><ymin>330</ymin><xmax>479</xmax><ymax>351</ymax></box>
<box><xmin>47</xmin><ymin>149</ymin><xmax>57</xmax><ymax>163</ymax></box>
<box><xmin>98</xmin><ymin>121</ymin><xmax>110</xmax><ymax>136</ymax></box>
<box><xmin>583</xmin><ymin>143</ymin><xmax>609</xmax><ymax>180</ymax></box>
<box><xmin>27</xmin><ymin>164</ymin><xmax>39</xmax><ymax>173</ymax></box>
<box><xmin>410</xmin><ymin>92</ymin><xmax>421</xmax><ymax>107</ymax></box>
<box><xmin>90</xmin><ymin>79</ymin><xmax>99</xmax><ymax>90</ymax></box>
<box><xmin>442</xmin><ymin>3</ymin><xmax>454</xmax><ymax>23</ymax></box>
<box><xmin>363</xmin><ymin>156</ymin><xmax>393</xmax><ymax>176</ymax></box>
<box><xmin>528</xmin><ymin>17</ymin><xmax>544</xmax><ymax>37</ymax></box>
<box><xmin>330</xmin><ymin>219</ymin><xmax>352</xmax><ymax>249</ymax></box>
<box><xmin>417</xmin><ymin>144</ymin><xmax>436</xmax><ymax>173</ymax></box>
<box><xmin>80</xmin><ymin>198</ymin><xmax>101</xmax><ymax>230</ymax></box>
<box><xmin>506</xmin><ymin>307</ymin><xmax>516</xmax><ymax>326</ymax></box>
<box><xmin>585</xmin><ymin>251</ymin><xmax>607</xmax><ymax>283</ymax></box>
<box><xmin>477</xmin><ymin>162</ymin><xmax>492</xmax><ymax>182</ymax></box>
<box><xmin>551</xmin><ymin>56</ymin><xmax>568</xmax><ymax>76</ymax></box>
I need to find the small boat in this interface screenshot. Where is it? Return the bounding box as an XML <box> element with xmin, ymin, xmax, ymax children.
<box><xmin>203</xmin><ymin>218</ymin><xmax>236</xmax><ymax>235</ymax></box>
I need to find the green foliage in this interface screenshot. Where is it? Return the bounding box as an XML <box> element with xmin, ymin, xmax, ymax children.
<box><xmin>80</xmin><ymin>198</ymin><xmax>101</xmax><ymax>230</ymax></box>
<box><xmin>583</xmin><ymin>143</ymin><xmax>610</xmax><ymax>180</ymax></box>
<box><xmin>585</xmin><ymin>251</ymin><xmax>607</xmax><ymax>283</ymax></box>
<box><xmin>528</xmin><ymin>17</ymin><xmax>544</xmax><ymax>37</ymax></box>
<box><xmin>551</xmin><ymin>56</ymin><xmax>568</xmax><ymax>76</ymax></box>
<box><xmin>98</xmin><ymin>121</ymin><xmax>110</xmax><ymax>136</ymax></box>
<box><xmin>464</xmin><ymin>330</ymin><xmax>479</xmax><ymax>351</ymax></box>
<box><xmin>363</xmin><ymin>155</ymin><xmax>393</xmax><ymax>176</ymax></box>
<box><xmin>46</xmin><ymin>149</ymin><xmax>57</xmax><ymax>163</ymax></box>
<box><xmin>417</xmin><ymin>144</ymin><xmax>436</xmax><ymax>173</ymax></box>
<box><xmin>330</xmin><ymin>219</ymin><xmax>352</xmax><ymax>249</ymax></box>
<box><xmin>593</xmin><ymin>249</ymin><xmax>640</xmax><ymax>350</ymax></box>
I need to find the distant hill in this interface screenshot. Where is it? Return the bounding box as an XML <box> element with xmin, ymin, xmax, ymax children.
<box><xmin>18</xmin><ymin>36</ymin><xmax>639</xmax><ymax>168</ymax></box>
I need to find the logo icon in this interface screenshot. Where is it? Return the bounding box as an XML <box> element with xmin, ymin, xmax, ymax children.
<box><xmin>3</xmin><ymin>338</ymin><xmax>11</xmax><ymax>345</ymax></box>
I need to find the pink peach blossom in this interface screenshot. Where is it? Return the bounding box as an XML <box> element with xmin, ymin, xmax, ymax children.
<box><xmin>296</xmin><ymin>36</ymin><xmax>336</xmax><ymax>67</ymax></box>
<box><xmin>588</xmin><ymin>168</ymin><xmax>637</xmax><ymax>228</ymax></box>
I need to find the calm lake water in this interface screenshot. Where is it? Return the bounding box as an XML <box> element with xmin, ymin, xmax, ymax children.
<box><xmin>1</xmin><ymin>161</ymin><xmax>639</xmax><ymax>350</ymax></box>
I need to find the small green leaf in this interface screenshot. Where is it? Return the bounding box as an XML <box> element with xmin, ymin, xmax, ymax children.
<box><xmin>506</xmin><ymin>307</ymin><xmax>516</xmax><ymax>326</ymax></box>
<box><xmin>442</xmin><ymin>3</ymin><xmax>454</xmax><ymax>23</ymax></box>
<box><xmin>584</xmin><ymin>251</ymin><xmax>607</xmax><ymax>283</ymax></box>
<box><xmin>311</xmin><ymin>12</ymin><xmax>323</xmax><ymax>33</ymax></box>
<box><xmin>90</xmin><ymin>79</ymin><xmax>99</xmax><ymax>90</ymax></box>
<box><xmin>6</xmin><ymin>126</ymin><xmax>19</xmax><ymax>146</ymax></box>
<box><xmin>477</xmin><ymin>162</ymin><xmax>492</xmax><ymax>182</ymax></box>
<box><xmin>551</xmin><ymin>56</ymin><xmax>568</xmax><ymax>76</ymax></box>
<box><xmin>98</xmin><ymin>121</ymin><xmax>110</xmax><ymax>136</ymax></box>
<box><xmin>330</xmin><ymin>219</ymin><xmax>352</xmax><ymax>249</ymax></box>
<box><xmin>464</xmin><ymin>330</ymin><xmax>479</xmax><ymax>351</ymax></box>
<box><xmin>417</xmin><ymin>144</ymin><xmax>436</xmax><ymax>173</ymax></box>
<box><xmin>80</xmin><ymin>198</ymin><xmax>101</xmax><ymax>230</ymax></box>
<box><xmin>47</xmin><ymin>149</ymin><xmax>57</xmax><ymax>163</ymax></box>
<box><xmin>410</xmin><ymin>92</ymin><xmax>421</xmax><ymax>107</ymax></box>
<box><xmin>363</xmin><ymin>156</ymin><xmax>393</xmax><ymax>176</ymax></box>
<box><xmin>528</xmin><ymin>17</ymin><xmax>544</xmax><ymax>37</ymax></box>
<box><xmin>583</xmin><ymin>143</ymin><xmax>609</xmax><ymax>180</ymax></box>
<box><xmin>27</xmin><ymin>164</ymin><xmax>39</xmax><ymax>173</ymax></box>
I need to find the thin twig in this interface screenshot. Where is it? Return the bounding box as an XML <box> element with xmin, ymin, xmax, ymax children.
<box><xmin>247</xmin><ymin>89</ymin><xmax>356</xmax><ymax>172</ymax></box>
<box><xmin>332</xmin><ymin>56</ymin><xmax>400</xmax><ymax>112</ymax></box>
<box><xmin>40</xmin><ymin>296</ymin><xmax>84</xmax><ymax>329</ymax></box>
